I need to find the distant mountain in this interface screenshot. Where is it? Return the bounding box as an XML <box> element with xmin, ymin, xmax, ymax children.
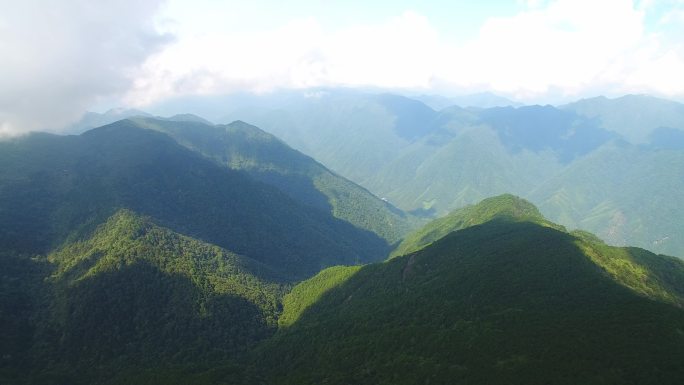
<box><xmin>258</xmin><ymin>196</ymin><xmax>684</xmax><ymax>385</ymax></box>
<box><xmin>64</xmin><ymin>110</ymin><xmax>216</xmax><ymax>135</ymax></box>
<box><xmin>221</xmin><ymin>90</ymin><xmax>443</xmax><ymax>185</ymax></box>
<box><xmin>224</xmin><ymin>91</ymin><xmax>684</xmax><ymax>257</ymax></box>
<box><xmin>415</xmin><ymin>92</ymin><xmax>523</xmax><ymax>110</ymax></box>
<box><xmin>160</xmin><ymin>113</ymin><xmax>214</xmax><ymax>125</ymax></box>
<box><xmin>451</xmin><ymin>92</ymin><xmax>523</xmax><ymax>108</ymax></box>
<box><xmin>363</xmin><ymin>104</ymin><xmax>616</xmax><ymax>214</ymax></box>
<box><xmin>563</xmin><ymin>94</ymin><xmax>684</xmax><ymax>143</ymax></box>
<box><xmin>530</xmin><ymin>142</ymin><xmax>684</xmax><ymax>257</ymax></box>
<box><xmin>479</xmin><ymin>105</ymin><xmax>617</xmax><ymax>162</ymax></box>
<box><xmin>0</xmin><ymin>120</ymin><xmax>394</xmax><ymax>279</ymax></box>
<box><xmin>648</xmin><ymin>126</ymin><xmax>684</xmax><ymax>150</ymax></box>
<box><xmin>64</xmin><ymin>108</ymin><xmax>152</xmax><ymax>134</ymax></box>
<box><xmin>223</xmin><ymin>92</ymin><xmax>615</xmax><ymax>213</ymax></box>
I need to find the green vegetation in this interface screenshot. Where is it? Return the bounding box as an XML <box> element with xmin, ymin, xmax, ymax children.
<box><xmin>0</xmin><ymin>121</ymin><xmax>394</xmax><ymax>279</ymax></box>
<box><xmin>1</xmin><ymin>210</ymin><xmax>284</xmax><ymax>384</ymax></box>
<box><xmin>577</xmin><ymin>241</ymin><xmax>684</xmax><ymax>307</ymax></box>
<box><xmin>279</xmin><ymin>265</ymin><xmax>361</xmax><ymax>327</ymax></box>
<box><xmin>1</xmin><ymin>190</ymin><xmax>683</xmax><ymax>384</ymax></box>
<box><xmin>2</xmin><ymin>93</ymin><xmax>684</xmax><ymax>384</ymax></box>
<box><xmin>391</xmin><ymin>194</ymin><xmax>563</xmax><ymax>257</ymax></box>
<box><xmin>130</xmin><ymin>117</ymin><xmax>417</xmax><ymax>245</ymax></box>
<box><xmin>532</xmin><ymin>142</ymin><xmax>684</xmax><ymax>257</ymax></box>
<box><xmin>256</xmin><ymin>196</ymin><xmax>684</xmax><ymax>384</ymax></box>
<box><xmin>49</xmin><ymin>209</ymin><xmax>285</xmax><ymax>309</ymax></box>
<box><xmin>0</xmin><ymin>117</ymin><xmax>420</xmax><ymax>383</ymax></box>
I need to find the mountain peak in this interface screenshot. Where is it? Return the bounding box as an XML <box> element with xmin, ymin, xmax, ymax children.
<box><xmin>392</xmin><ymin>194</ymin><xmax>557</xmax><ymax>257</ymax></box>
<box><xmin>162</xmin><ymin>113</ymin><xmax>213</xmax><ymax>124</ymax></box>
<box><xmin>466</xmin><ymin>193</ymin><xmax>542</xmax><ymax>220</ymax></box>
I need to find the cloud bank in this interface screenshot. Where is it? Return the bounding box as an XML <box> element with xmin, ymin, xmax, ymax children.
<box><xmin>2</xmin><ymin>0</ymin><xmax>684</xmax><ymax>134</ymax></box>
<box><xmin>0</xmin><ymin>0</ymin><xmax>169</xmax><ymax>136</ymax></box>
<box><xmin>126</xmin><ymin>0</ymin><xmax>684</xmax><ymax>106</ymax></box>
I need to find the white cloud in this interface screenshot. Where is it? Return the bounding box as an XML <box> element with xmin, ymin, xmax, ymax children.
<box><xmin>4</xmin><ymin>0</ymin><xmax>684</xmax><ymax>130</ymax></box>
<box><xmin>0</xmin><ymin>0</ymin><xmax>169</xmax><ymax>136</ymax></box>
<box><xmin>126</xmin><ymin>0</ymin><xmax>684</xmax><ymax>106</ymax></box>
<box><xmin>439</xmin><ymin>0</ymin><xmax>648</xmax><ymax>99</ymax></box>
<box><xmin>125</xmin><ymin>11</ymin><xmax>441</xmax><ymax>105</ymax></box>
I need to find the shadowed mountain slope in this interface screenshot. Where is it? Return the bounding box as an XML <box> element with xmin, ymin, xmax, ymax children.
<box><xmin>0</xmin><ymin>121</ymin><xmax>392</xmax><ymax>279</ymax></box>
<box><xmin>128</xmin><ymin>116</ymin><xmax>417</xmax><ymax>245</ymax></box>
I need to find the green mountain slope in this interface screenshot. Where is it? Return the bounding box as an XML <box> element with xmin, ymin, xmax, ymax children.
<box><xmin>364</xmin><ymin>104</ymin><xmax>614</xmax><ymax>214</ymax></box>
<box><xmin>0</xmin><ymin>121</ymin><xmax>391</xmax><ymax>279</ymax></box>
<box><xmin>365</xmin><ymin>125</ymin><xmax>561</xmax><ymax>216</ymax></box>
<box><xmin>128</xmin><ymin>116</ymin><xmax>416</xmax><ymax>245</ymax></box>
<box><xmin>391</xmin><ymin>194</ymin><xmax>563</xmax><ymax>257</ymax></box>
<box><xmin>258</xmin><ymin>196</ymin><xmax>684</xmax><ymax>385</ymax></box>
<box><xmin>3</xmin><ymin>210</ymin><xmax>278</xmax><ymax>384</ymax></box>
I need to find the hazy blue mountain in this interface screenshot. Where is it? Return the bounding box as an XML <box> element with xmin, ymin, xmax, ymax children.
<box><xmin>223</xmin><ymin>93</ymin><xmax>613</xmax><ymax>214</ymax></box>
<box><xmin>479</xmin><ymin>105</ymin><xmax>617</xmax><ymax>162</ymax></box>
<box><xmin>563</xmin><ymin>94</ymin><xmax>684</xmax><ymax>143</ymax></box>
<box><xmin>221</xmin><ymin>90</ymin><xmax>436</xmax><ymax>185</ymax></box>
<box><xmin>648</xmin><ymin>126</ymin><xmax>684</xmax><ymax>150</ymax></box>
<box><xmin>531</xmin><ymin>142</ymin><xmax>684</xmax><ymax>257</ymax></box>
<box><xmin>415</xmin><ymin>92</ymin><xmax>523</xmax><ymax>110</ymax></box>
<box><xmin>410</xmin><ymin>94</ymin><xmax>457</xmax><ymax>110</ymax></box>
<box><xmin>363</xmin><ymin>104</ymin><xmax>615</xmax><ymax>214</ymax></box>
<box><xmin>160</xmin><ymin>113</ymin><xmax>214</xmax><ymax>124</ymax></box>
<box><xmin>364</xmin><ymin>124</ymin><xmax>562</xmax><ymax>215</ymax></box>
<box><xmin>221</xmin><ymin>91</ymin><xmax>684</xmax><ymax>257</ymax></box>
<box><xmin>64</xmin><ymin>108</ymin><xmax>152</xmax><ymax>134</ymax></box>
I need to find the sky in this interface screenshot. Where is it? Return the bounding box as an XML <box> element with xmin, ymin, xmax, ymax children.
<box><xmin>1</xmin><ymin>0</ymin><xmax>684</xmax><ymax>135</ymax></box>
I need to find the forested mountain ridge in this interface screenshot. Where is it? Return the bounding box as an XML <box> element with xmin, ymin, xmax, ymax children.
<box><xmin>2</xmin><ymin>186</ymin><xmax>683</xmax><ymax>383</ymax></box>
<box><xmin>257</xmin><ymin>195</ymin><xmax>684</xmax><ymax>385</ymax></box>
<box><xmin>0</xmin><ymin>116</ymin><xmax>424</xmax><ymax>383</ymax></box>
<box><xmin>1</xmin><ymin>209</ymin><xmax>285</xmax><ymax>384</ymax></box>
<box><xmin>0</xmin><ymin>120</ymin><xmax>396</xmax><ymax>279</ymax></box>
<box><xmin>390</xmin><ymin>194</ymin><xmax>564</xmax><ymax>257</ymax></box>
<box><xmin>127</xmin><ymin>116</ymin><xmax>417</xmax><ymax>245</ymax></box>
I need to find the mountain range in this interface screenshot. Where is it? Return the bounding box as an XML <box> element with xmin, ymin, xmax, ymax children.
<box><xmin>217</xmin><ymin>91</ymin><xmax>684</xmax><ymax>257</ymax></box>
<box><xmin>2</xmin><ymin>91</ymin><xmax>683</xmax><ymax>384</ymax></box>
<box><xmin>3</xmin><ymin>185</ymin><xmax>682</xmax><ymax>383</ymax></box>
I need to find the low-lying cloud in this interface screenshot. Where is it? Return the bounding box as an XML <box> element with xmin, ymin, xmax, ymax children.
<box><xmin>0</xmin><ymin>0</ymin><xmax>170</xmax><ymax>136</ymax></box>
<box><xmin>127</xmin><ymin>0</ymin><xmax>684</xmax><ymax>106</ymax></box>
<box><xmin>3</xmin><ymin>0</ymin><xmax>684</xmax><ymax>136</ymax></box>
